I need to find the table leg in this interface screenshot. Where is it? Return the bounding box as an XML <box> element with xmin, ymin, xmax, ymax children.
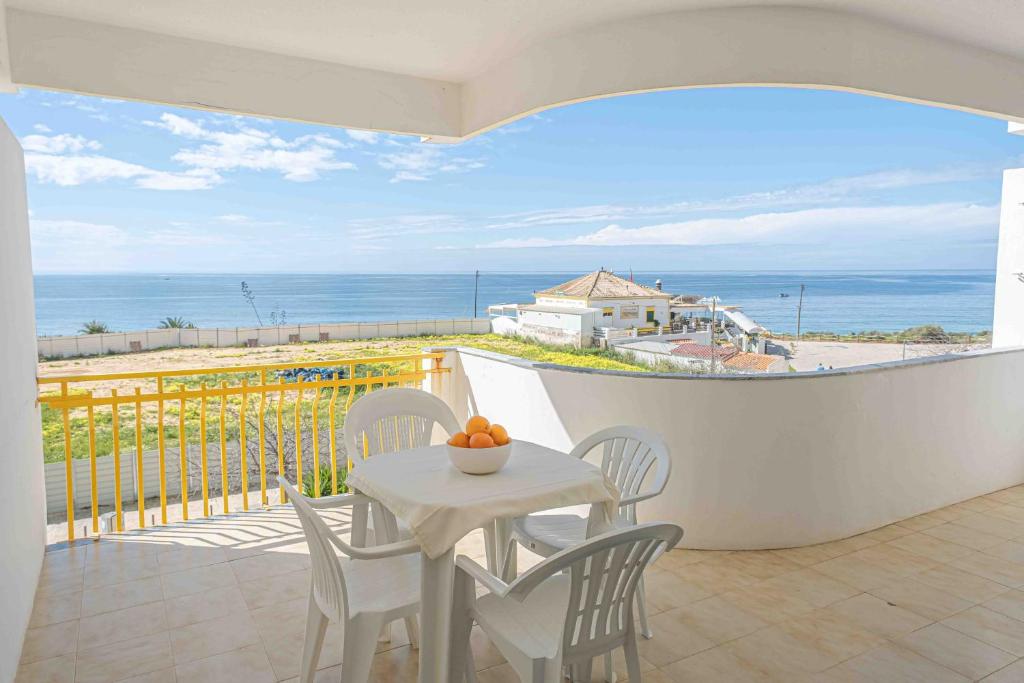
<box><xmin>493</xmin><ymin>517</ymin><xmax>515</xmax><ymax>581</ymax></box>
<box><xmin>419</xmin><ymin>547</ymin><xmax>455</xmax><ymax>683</ymax></box>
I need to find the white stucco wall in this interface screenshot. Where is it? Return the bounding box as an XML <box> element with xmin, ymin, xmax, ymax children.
<box><xmin>993</xmin><ymin>168</ymin><xmax>1024</xmax><ymax>348</ymax></box>
<box><xmin>439</xmin><ymin>346</ymin><xmax>1024</xmax><ymax>550</ymax></box>
<box><xmin>0</xmin><ymin>117</ymin><xmax>45</xmax><ymax>681</ymax></box>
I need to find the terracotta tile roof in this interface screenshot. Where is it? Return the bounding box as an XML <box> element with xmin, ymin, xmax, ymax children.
<box><xmin>724</xmin><ymin>352</ymin><xmax>782</xmax><ymax>372</ymax></box>
<box><xmin>670</xmin><ymin>343</ymin><xmax>738</xmax><ymax>361</ymax></box>
<box><xmin>537</xmin><ymin>270</ymin><xmax>667</xmax><ymax>299</ymax></box>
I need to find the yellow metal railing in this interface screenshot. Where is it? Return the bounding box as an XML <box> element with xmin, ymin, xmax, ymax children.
<box><xmin>38</xmin><ymin>353</ymin><xmax>448</xmax><ymax>541</ymax></box>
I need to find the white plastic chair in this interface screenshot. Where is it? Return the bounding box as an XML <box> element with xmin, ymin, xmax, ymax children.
<box><xmin>450</xmin><ymin>522</ymin><xmax>684</xmax><ymax>683</ymax></box>
<box><xmin>510</xmin><ymin>426</ymin><xmax>671</xmax><ymax>642</ymax></box>
<box><xmin>279</xmin><ymin>476</ymin><xmax>422</xmax><ymax>683</ymax></box>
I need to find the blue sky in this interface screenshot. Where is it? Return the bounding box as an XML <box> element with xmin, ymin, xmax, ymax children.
<box><xmin>2</xmin><ymin>86</ymin><xmax>1022</xmax><ymax>273</ymax></box>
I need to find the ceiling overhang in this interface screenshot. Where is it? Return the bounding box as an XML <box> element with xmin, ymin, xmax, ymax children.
<box><xmin>3</xmin><ymin>3</ymin><xmax>1023</xmax><ymax>142</ymax></box>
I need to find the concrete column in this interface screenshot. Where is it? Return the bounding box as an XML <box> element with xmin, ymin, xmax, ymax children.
<box><xmin>992</xmin><ymin>168</ymin><xmax>1024</xmax><ymax>348</ymax></box>
<box><xmin>0</xmin><ymin>116</ymin><xmax>46</xmax><ymax>680</ymax></box>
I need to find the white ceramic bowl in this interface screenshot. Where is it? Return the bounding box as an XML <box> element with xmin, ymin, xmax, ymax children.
<box><xmin>447</xmin><ymin>441</ymin><xmax>512</xmax><ymax>475</ymax></box>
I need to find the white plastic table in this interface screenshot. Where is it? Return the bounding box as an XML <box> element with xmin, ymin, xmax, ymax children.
<box><xmin>347</xmin><ymin>440</ymin><xmax>618</xmax><ymax>683</ymax></box>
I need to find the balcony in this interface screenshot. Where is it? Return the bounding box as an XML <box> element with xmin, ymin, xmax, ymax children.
<box><xmin>13</xmin><ymin>346</ymin><xmax>1024</xmax><ymax>681</ymax></box>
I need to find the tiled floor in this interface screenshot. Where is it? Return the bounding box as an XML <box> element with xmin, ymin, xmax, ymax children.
<box><xmin>19</xmin><ymin>485</ymin><xmax>1024</xmax><ymax>682</ymax></box>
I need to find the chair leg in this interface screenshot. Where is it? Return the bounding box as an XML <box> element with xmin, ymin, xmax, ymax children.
<box><xmin>573</xmin><ymin>659</ymin><xmax>593</xmax><ymax>683</ymax></box>
<box><xmin>404</xmin><ymin>616</ymin><xmax>420</xmax><ymax>649</ymax></box>
<box><xmin>623</xmin><ymin>635</ymin><xmax>642</xmax><ymax>683</ymax></box>
<box><xmin>483</xmin><ymin>523</ymin><xmax>497</xmax><ymax>574</ymax></box>
<box><xmin>300</xmin><ymin>591</ymin><xmax>329</xmax><ymax>683</ymax></box>
<box><xmin>637</xmin><ymin>575</ymin><xmax>653</xmax><ymax>639</ymax></box>
<box><xmin>341</xmin><ymin>616</ymin><xmax>382</xmax><ymax>683</ymax></box>
<box><xmin>603</xmin><ymin>652</ymin><xmax>616</xmax><ymax>683</ymax></box>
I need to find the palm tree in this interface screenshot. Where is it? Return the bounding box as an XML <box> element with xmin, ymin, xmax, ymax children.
<box><xmin>79</xmin><ymin>320</ymin><xmax>110</xmax><ymax>334</ymax></box>
<box><xmin>157</xmin><ymin>316</ymin><xmax>195</xmax><ymax>329</ymax></box>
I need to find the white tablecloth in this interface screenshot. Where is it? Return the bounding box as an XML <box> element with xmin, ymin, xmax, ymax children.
<box><xmin>347</xmin><ymin>441</ymin><xmax>619</xmax><ymax>559</ymax></box>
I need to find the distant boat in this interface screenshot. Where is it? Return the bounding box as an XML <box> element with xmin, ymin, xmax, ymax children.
<box><xmin>779</xmin><ymin>293</ymin><xmax>790</xmax><ymax>298</ymax></box>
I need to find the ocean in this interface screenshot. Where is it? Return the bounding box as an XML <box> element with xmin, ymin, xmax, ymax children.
<box><xmin>33</xmin><ymin>271</ymin><xmax>995</xmax><ymax>337</ymax></box>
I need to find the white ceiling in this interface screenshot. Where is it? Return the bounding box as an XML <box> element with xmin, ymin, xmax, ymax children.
<box><xmin>9</xmin><ymin>0</ymin><xmax>1024</xmax><ymax>83</ymax></box>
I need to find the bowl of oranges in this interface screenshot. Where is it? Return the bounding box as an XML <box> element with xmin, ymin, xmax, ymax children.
<box><xmin>446</xmin><ymin>415</ymin><xmax>512</xmax><ymax>475</ymax></box>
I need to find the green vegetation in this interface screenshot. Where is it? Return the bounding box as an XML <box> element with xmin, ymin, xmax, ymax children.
<box><xmin>303</xmin><ymin>464</ymin><xmax>348</xmax><ymax>497</ymax></box>
<box><xmin>79</xmin><ymin>320</ymin><xmax>111</xmax><ymax>334</ymax></box>
<box><xmin>774</xmin><ymin>325</ymin><xmax>990</xmax><ymax>344</ymax></box>
<box><xmin>157</xmin><ymin>317</ymin><xmax>195</xmax><ymax>329</ymax></box>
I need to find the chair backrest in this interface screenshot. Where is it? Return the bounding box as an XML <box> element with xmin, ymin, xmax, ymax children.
<box><xmin>509</xmin><ymin>522</ymin><xmax>683</xmax><ymax>662</ymax></box>
<box><xmin>344</xmin><ymin>387</ymin><xmax>460</xmax><ymax>461</ymax></box>
<box><xmin>279</xmin><ymin>477</ymin><xmax>350</xmax><ymax>622</ymax></box>
<box><xmin>570</xmin><ymin>426</ymin><xmax>671</xmax><ymax>522</ymax></box>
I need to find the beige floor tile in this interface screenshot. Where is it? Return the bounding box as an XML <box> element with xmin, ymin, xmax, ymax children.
<box><xmin>636</xmin><ymin>609</ymin><xmax>716</xmax><ymax>666</ymax></box>
<box><xmin>849</xmin><ymin>543</ymin><xmax>936</xmax><ymax>576</ymax></box>
<box><xmin>656</xmin><ymin>548</ymin><xmax>720</xmax><ymax>571</ymax></box>
<box><xmin>643</xmin><ymin>568</ymin><xmax>713</xmax><ymax>612</ymax></box>
<box><xmin>710</xmin><ymin>551</ymin><xmax>802</xmax><ymax>581</ymax></box>
<box><xmin>117</xmin><ymin>668</ymin><xmax>176</xmax><ymax>683</ymax></box>
<box><xmin>174</xmin><ymin>643</ymin><xmax>275</xmax><ymax>683</ymax></box>
<box><xmin>776</xmin><ymin>609</ymin><xmax>885</xmax><ymax>664</ymax></box>
<box><xmin>19</xmin><ymin>620</ymin><xmax>79</xmax><ymax>665</ymax></box>
<box><xmin>758</xmin><ymin>568</ymin><xmax>859</xmax><ymax>609</ymax></box>
<box><xmin>237</xmin><ymin>567</ymin><xmax>310</xmax><ymax>611</ymax></box>
<box><xmin>981</xmin><ymin>659</ymin><xmax>1024</xmax><ymax>682</ymax></box>
<box><xmin>29</xmin><ymin>591</ymin><xmax>81</xmax><ymax>628</ymax></box>
<box><xmin>669</xmin><ymin>560</ymin><xmax>760</xmax><ymax>595</ymax></box>
<box><xmin>952</xmin><ymin>513</ymin><xmax>1022</xmax><ymax>541</ymax></box>
<box><xmin>923</xmin><ymin>523</ymin><xmax>1008</xmax><ymax>550</ymax></box>
<box><xmin>661</xmin><ymin>645</ymin><xmax>770</xmax><ymax>682</ymax></box>
<box><xmin>768</xmin><ymin>543</ymin><xmax>845</xmax><ymax>567</ymax></box>
<box><xmin>898</xmin><ymin>622</ymin><xmax>1017</xmax><ymax>679</ymax></box>
<box><xmin>823</xmin><ymin>593</ymin><xmax>932</xmax><ymax>639</ymax></box>
<box><xmin>951</xmin><ymin>553</ymin><xmax>1024</xmax><ymax>588</ymax></box>
<box><xmin>985</xmin><ymin>540</ymin><xmax>1024</xmax><ymax>564</ymax></box>
<box><xmin>957</xmin><ymin>497</ymin><xmax>1003</xmax><ymax>514</ymax></box>
<box><xmin>75</xmin><ymin>632</ymin><xmax>173</xmax><ymax>683</ymax></box>
<box><xmin>672</xmin><ymin>596</ymin><xmax>770</xmax><ymax>644</ymax></box>
<box><xmin>160</xmin><ymin>562</ymin><xmax>237</xmax><ymax>600</ymax></box>
<box><xmin>228</xmin><ymin>547</ymin><xmax>309</xmax><ymax>583</ymax></box>
<box><xmin>169</xmin><ymin>611</ymin><xmax>262</xmax><ymax>664</ymax></box>
<box><xmin>914</xmin><ymin>565</ymin><xmax>1009</xmax><ymax>603</ymax></box>
<box><xmin>474</xmin><ymin>663</ymin><xmax>519</xmax><ymax>683</ymax></box>
<box><xmin>14</xmin><ymin>654</ymin><xmax>75</xmax><ymax>683</ymax></box>
<box><xmin>886</xmin><ymin>533</ymin><xmax>975</xmax><ymax>563</ymax></box>
<box><xmin>869</xmin><ymin>576</ymin><xmax>974</xmax><ymax>621</ymax></box>
<box><xmin>810</xmin><ymin>554</ymin><xmax>902</xmax><ymax>592</ymax></box>
<box><xmin>857</xmin><ymin>524</ymin><xmax>914</xmax><ymax>544</ymax></box>
<box><xmin>718</xmin><ymin>583</ymin><xmax>817</xmax><ymax>624</ymax></box>
<box><xmin>250</xmin><ymin>598</ymin><xmax>344</xmax><ymax>679</ymax></box>
<box><xmin>984</xmin><ymin>589</ymin><xmax>1024</xmax><ymax>622</ymax></box>
<box><xmin>469</xmin><ymin>626</ymin><xmax>506</xmax><ymax>671</ymax></box>
<box><xmin>164</xmin><ymin>584</ymin><xmax>248</xmax><ymax>629</ymax></box>
<box><xmin>896</xmin><ymin>515</ymin><xmax>945</xmax><ymax>533</ymax></box>
<box><xmin>156</xmin><ymin>546</ymin><xmax>228</xmax><ymax>575</ymax></box>
<box><xmin>83</xmin><ymin>555</ymin><xmax>160</xmax><ymax>589</ymax></box>
<box><xmin>983</xmin><ymin>504</ymin><xmax>1024</xmax><ymax>524</ymax></box>
<box><xmin>822</xmin><ymin>642</ymin><xmax>969</xmax><ymax>683</ymax></box>
<box><xmin>77</xmin><ymin>601</ymin><xmax>167</xmax><ymax>651</ymax></box>
<box><xmin>942</xmin><ymin>606</ymin><xmax>1024</xmax><ymax>656</ymax></box>
<box><xmin>80</xmin><ymin>576</ymin><xmax>162</xmax><ymax>617</ymax></box>
<box><xmin>368</xmin><ymin>645</ymin><xmax>419</xmax><ymax>682</ymax></box>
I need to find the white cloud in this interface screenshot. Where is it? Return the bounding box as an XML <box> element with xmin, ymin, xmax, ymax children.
<box><xmin>376</xmin><ymin>143</ymin><xmax>485</xmax><ymax>183</ymax></box>
<box><xmin>147</xmin><ymin>113</ymin><xmax>356</xmax><ymax>182</ymax></box>
<box><xmin>477</xmin><ymin>203</ymin><xmax>998</xmax><ymax>249</ymax></box>
<box><xmin>217</xmin><ymin>213</ymin><xmax>250</xmax><ymax>223</ymax></box>
<box><xmin>32</xmin><ymin>124</ymin><xmax>52</xmax><ymax>133</ymax></box>
<box><xmin>21</xmin><ymin>133</ymin><xmax>102</xmax><ymax>154</ymax></box>
<box><xmin>346</xmin><ymin>130</ymin><xmax>381</xmax><ymax>144</ymax></box>
<box><xmin>484</xmin><ymin>166</ymin><xmax>993</xmax><ymax>230</ymax></box>
<box><xmin>24</xmin><ymin>152</ymin><xmax>220</xmax><ymax>190</ymax></box>
<box><xmin>347</xmin><ymin>213</ymin><xmax>464</xmax><ymax>241</ymax></box>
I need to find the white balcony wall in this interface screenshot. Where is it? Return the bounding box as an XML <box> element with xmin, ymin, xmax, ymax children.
<box><xmin>439</xmin><ymin>346</ymin><xmax>1024</xmax><ymax>550</ymax></box>
<box><xmin>993</xmin><ymin>168</ymin><xmax>1024</xmax><ymax>348</ymax></box>
<box><xmin>0</xmin><ymin>118</ymin><xmax>45</xmax><ymax>681</ymax></box>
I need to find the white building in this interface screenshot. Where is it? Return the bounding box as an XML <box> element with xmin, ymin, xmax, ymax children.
<box><xmin>490</xmin><ymin>270</ymin><xmax>672</xmax><ymax>346</ymax></box>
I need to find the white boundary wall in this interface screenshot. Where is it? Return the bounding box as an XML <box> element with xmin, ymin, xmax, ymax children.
<box><xmin>38</xmin><ymin>318</ymin><xmax>491</xmax><ymax>358</ymax></box>
<box><xmin>436</xmin><ymin>346</ymin><xmax>1024</xmax><ymax>550</ymax></box>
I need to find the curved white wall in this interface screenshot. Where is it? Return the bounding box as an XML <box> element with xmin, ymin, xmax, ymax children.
<box><xmin>438</xmin><ymin>347</ymin><xmax>1024</xmax><ymax>549</ymax></box>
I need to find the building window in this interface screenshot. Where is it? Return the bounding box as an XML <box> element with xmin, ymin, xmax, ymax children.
<box><xmin>620</xmin><ymin>305</ymin><xmax>639</xmax><ymax>320</ymax></box>
<box><xmin>602</xmin><ymin>307</ymin><xmax>614</xmax><ymax>317</ymax></box>
<box><xmin>646</xmin><ymin>307</ymin><xmax>656</xmax><ymax>323</ymax></box>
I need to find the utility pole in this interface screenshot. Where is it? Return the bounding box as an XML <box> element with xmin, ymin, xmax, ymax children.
<box><xmin>795</xmin><ymin>284</ymin><xmax>805</xmax><ymax>341</ymax></box>
<box><xmin>473</xmin><ymin>270</ymin><xmax>480</xmax><ymax>318</ymax></box>
<box><xmin>709</xmin><ymin>296</ymin><xmax>718</xmax><ymax>374</ymax></box>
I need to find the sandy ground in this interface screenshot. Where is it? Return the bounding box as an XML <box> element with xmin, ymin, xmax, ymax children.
<box><xmin>780</xmin><ymin>340</ymin><xmax>988</xmax><ymax>372</ymax></box>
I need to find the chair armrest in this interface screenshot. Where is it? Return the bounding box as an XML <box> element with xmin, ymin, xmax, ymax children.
<box><xmin>456</xmin><ymin>555</ymin><xmax>511</xmax><ymax>597</ymax></box>
<box><xmin>306</xmin><ymin>492</ymin><xmax>374</xmax><ymax>509</ymax></box>
<box><xmin>619</xmin><ymin>491</ymin><xmax>657</xmax><ymax>507</ymax></box>
<box><xmin>329</xmin><ymin>534</ymin><xmax>421</xmax><ymax>560</ymax></box>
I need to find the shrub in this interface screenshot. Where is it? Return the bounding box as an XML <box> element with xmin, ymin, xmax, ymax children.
<box><xmin>302</xmin><ymin>463</ymin><xmax>348</xmax><ymax>498</ymax></box>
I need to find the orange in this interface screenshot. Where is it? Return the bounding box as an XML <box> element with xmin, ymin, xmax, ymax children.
<box><xmin>490</xmin><ymin>424</ymin><xmax>510</xmax><ymax>446</ymax></box>
<box><xmin>469</xmin><ymin>432</ymin><xmax>495</xmax><ymax>449</ymax></box>
<box><xmin>448</xmin><ymin>431</ymin><xmax>470</xmax><ymax>448</ymax></box>
<box><xmin>466</xmin><ymin>415</ymin><xmax>490</xmax><ymax>436</ymax></box>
